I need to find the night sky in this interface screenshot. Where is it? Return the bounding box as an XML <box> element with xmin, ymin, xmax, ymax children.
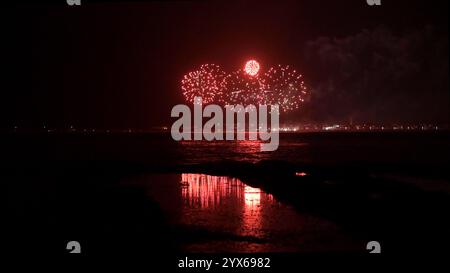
<box><xmin>2</xmin><ymin>0</ymin><xmax>449</xmax><ymax>130</ymax></box>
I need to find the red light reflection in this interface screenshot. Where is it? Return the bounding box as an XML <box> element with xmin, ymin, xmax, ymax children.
<box><xmin>180</xmin><ymin>173</ymin><xmax>276</xmax><ymax>239</ymax></box>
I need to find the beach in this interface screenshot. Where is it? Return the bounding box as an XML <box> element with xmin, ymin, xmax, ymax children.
<box><xmin>4</xmin><ymin>132</ymin><xmax>450</xmax><ymax>258</ymax></box>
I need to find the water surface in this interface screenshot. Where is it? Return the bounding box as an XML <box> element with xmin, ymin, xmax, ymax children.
<box><xmin>128</xmin><ymin>173</ymin><xmax>359</xmax><ymax>252</ymax></box>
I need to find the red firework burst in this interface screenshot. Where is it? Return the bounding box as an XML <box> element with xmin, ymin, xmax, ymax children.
<box><xmin>260</xmin><ymin>65</ymin><xmax>308</xmax><ymax>112</ymax></box>
<box><xmin>181</xmin><ymin>64</ymin><xmax>227</xmax><ymax>104</ymax></box>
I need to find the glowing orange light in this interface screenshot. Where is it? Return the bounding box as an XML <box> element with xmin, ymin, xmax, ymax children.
<box><xmin>295</xmin><ymin>172</ymin><xmax>307</xmax><ymax>177</ymax></box>
<box><xmin>244</xmin><ymin>60</ymin><xmax>260</xmax><ymax>76</ymax></box>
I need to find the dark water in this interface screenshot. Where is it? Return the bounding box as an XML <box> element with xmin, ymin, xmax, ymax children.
<box><xmin>4</xmin><ymin>132</ymin><xmax>449</xmax><ymax>170</ymax></box>
<box><xmin>177</xmin><ymin>132</ymin><xmax>450</xmax><ymax>170</ymax></box>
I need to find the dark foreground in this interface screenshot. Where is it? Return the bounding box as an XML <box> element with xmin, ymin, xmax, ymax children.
<box><xmin>4</xmin><ymin>132</ymin><xmax>450</xmax><ymax>263</ymax></box>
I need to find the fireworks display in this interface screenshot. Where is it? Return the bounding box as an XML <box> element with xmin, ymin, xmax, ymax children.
<box><xmin>181</xmin><ymin>60</ymin><xmax>308</xmax><ymax>112</ymax></box>
<box><xmin>181</xmin><ymin>64</ymin><xmax>227</xmax><ymax>104</ymax></box>
<box><xmin>223</xmin><ymin>70</ymin><xmax>264</xmax><ymax>106</ymax></box>
<box><xmin>260</xmin><ymin>65</ymin><xmax>308</xmax><ymax>112</ymax></box>
<box><xmin>244</xmin><ymin>60</ymin><xmax>260</xmax><ymax>76</ymax></box>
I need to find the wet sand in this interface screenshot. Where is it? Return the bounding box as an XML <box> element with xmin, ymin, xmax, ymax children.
<box><xmin>126</xmin><ymin>173</ymin><xmax>360</xmax><ymax>253</ymax></box>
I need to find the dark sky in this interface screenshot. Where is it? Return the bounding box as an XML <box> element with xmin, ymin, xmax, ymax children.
<box><xmin>2</xmin><ymin>0</ymin><xmax>449</xmax><ymax>129</ymax></box>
